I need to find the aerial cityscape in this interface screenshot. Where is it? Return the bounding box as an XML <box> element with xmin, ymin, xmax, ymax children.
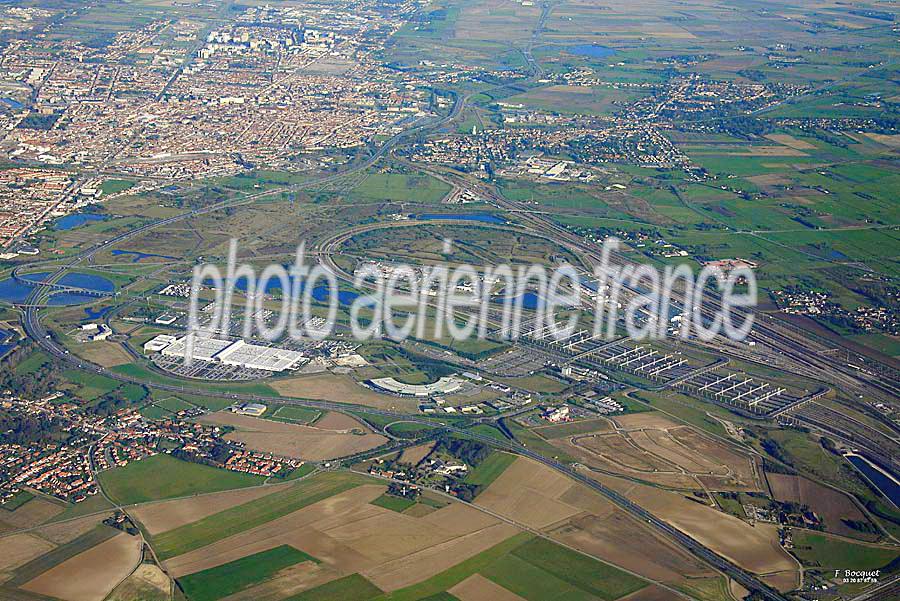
<box><xmin>0</xmin><ymin>0</ymin><xmax>898</xmax><ymax>600</ymax></box>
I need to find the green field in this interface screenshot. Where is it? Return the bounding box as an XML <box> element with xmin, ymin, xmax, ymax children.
<box><xmin>385</xmin><ymin>422</ymin><xmax>437</xmax><ymax>438</ymax></box>
<box><xmin>373</xmin><ymin>532</ymin><xmax>647</xmax><ymax>601</ymax></box>
<box><xmin>178</xmin><ymin>545</ymin><xmax>319</xmax><ymax>601</ymax></box>
<box><xmin>100</xmin><ymin>179</ymin><xmax>136</xmax><ymax>195</ymax></box>
<box><xmin>270</xmin><ymin>405</ymin><xmax>321</xmax><ymax>424</ymax></box>
<box><xmin>791</xmin><ymin>532</ymin><xmax>898</xmax><ymax>571</ymax></box>
<box><xmin>153</xmin><ymin>471</ymin><xmax>370</xmax><ymax>560</ymax></box>
<box><xmin>99</xmin><ymin>454</ymin><xmax>265</xmax><ymax>505</ymax></box>
<box><xmin>371</xmin><ymin>493</ymin><xmax>417</xmax><ymax>513</ymax></box>
<box><xmin>464</xmin><ymin>452</ymin><xmax>516</xmax><ymax>487</ymax></box>
<box><xmin>352</xmin><ymin>173</ymin><xmax>450</xmax><ymax>203</ymax></box>
<box><xmin>466</xmin><ymin>424</ymin><xmax>507</xmax><ymax>442</ymax></box>
<box><xmin>286</xmin><ymin>574</ymin><xmax>384</xmax><ymax>601</ymax></box>
<box><xmin>286</xmin><ymin>463</ymin><xmax>318</xmax><ymax>481</ymax></box>
<box><xmin>0</xmin><ymin>491</ymin><xmax>34</xmax><ymax>511</ymax></box>
<box><xmin>61</xmin><ymin>370</ymin><xmax>120</xmax><ymax>401</ymax></box>
<box><xmin>13</xmin><ymin>351</ymin><xmax>50</xmax><ymax>375</ymax></box>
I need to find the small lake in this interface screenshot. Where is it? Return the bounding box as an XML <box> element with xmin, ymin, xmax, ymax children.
<box><xmin>111</xmin><ymin>249</ymin><xmax>178</xmax><ymax>262</ymax></box>
<box><xmin>0</xmin><ymin>272</ymin><xmax>114</xmax><ymax>304</ymax></box>
<box><xmin>0</xmin><ymin>97</ymin><xmax>24</xmax><ymax>110</ymax></box>
<box><xmin>0</xmin><ymin>328</ymin><xmax>15</xmax><ymax>359</ymax></box>
<box><xmin>566</xmin><ymin>44</ymin><xmax>616</xmax><ymax>58</ymax></box>
<box><xmin>84</xmin><ymin>306</ymin><xmax>114</xmax><ymax>319</ymax></box>
<box><xmin>207</xmin><ymin>276</ymin><xmax>361</xmax><ymax>306</ymax></box>
<box><xmin>0</xmin><ymin>272</ymin><xmax>49</xmax><ymax>303</ymax></box>
<box><xmin>413</xmin><ymin>213</ymin><xmax>506</xmax><ymax>224</ymax></box>
<box><xmin>55</xmin><ymin>213</ymin><xmax>108</xmax><ymax>231</ymax></box>
<box><xmin>847</xmin><ymin>455</ymin><xmax>900</xmax><ymax>508</ymax></box>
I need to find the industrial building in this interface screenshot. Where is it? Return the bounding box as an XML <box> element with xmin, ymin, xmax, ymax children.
<box><xmin>161</xmin><ymin>336</ymin><xmax>234</xmax><ymax>362</ymax></box>
<box><xmin>230</xmin><ymin>402</ymin><xmax>267</xmax><ymax>417</ymax></box>
<box><xmin>144</xmin><ymin>334</ymin><xmax>178</xmax><ymax>353</ymax></box>
<box><xmin>215</xmin><ymin>340</ymin><xmax>306</xmax><ymax>372</ymax></box>
<box><xmin>367</xmin><ymin>376</ymin><xmax>463</xmax><ymax>397</ymax></box>
<box><xmin>147</xmin><ymin>335</ymin><xmax>306</xmax><ymax>372</ymax></box>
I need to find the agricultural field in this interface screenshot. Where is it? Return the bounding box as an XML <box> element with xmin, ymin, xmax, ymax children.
<box><xmin>789</xmin><ymin>532</ymin><xmax>899</xmax><ymax>573</ymax></box>
<box><xmin>142</xmin><ymin>468</ymin><xmax>658</xmax><ymax>601</ymax></box>
<box><xmin>20</xmin><ymin>531</ymin><xmax>142</xmax><ymax>601</ymax></box>
<box><xmin>197</xmin><ymin>410</ymin><xmax>388</xmax><ymax>460</ymax></box>
<box><xmin>107</xmin><ymin>563</ymin><xmax>170</xmax><ymax>601</ymax></box>
<box><xmin>2</xmin><ymin>0</ymin><xmax>900</xmax><ymax>600</ymax></box>
<box><xmin>473</xmin><ymin>457</ymin><xmax>727</xmax><ymax>599</ymax></box>
<box><xmin>589</xmin><ymin>471</ymin><xmax>800</xmax><ymax>590</ymax></box>
<box><xmin>98</xmin><ymin>453</ymin><xmax>266</xmax><ymax>505</ymax></box>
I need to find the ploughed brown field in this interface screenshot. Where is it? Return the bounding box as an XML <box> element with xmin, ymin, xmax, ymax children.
<box><xmin>131</xmin><ymin>482</ymin><xmax>293</xmax><ymax>535</ymax></box>
<box><xmin>198</xmin><ymin>411</ymin><xmax>387</xmax><ymax>460</ymax></box>
<box><xmin>164</xmin><ymin>484</ymin><xmax>519</xmax><ymax>598</ymax></box>
<box><xmin>449</xmin><ymin>573</ymin><xmax>527</xmax><ymax>601</ymax></box>
<box><xmin>475</xmin><ymin>457</ymin><xmax>721</xmax><ymax>592</ymax></box>
<box><xmin>588</xmin><ymin>470</ymin><xmax>800</xmax><ymax>588</ymax></box>
<box><xmin>0</xmin><ymin>533</ymin><xmax>55</xmax><ymax>578</ymax></box>
<box><xmin>21</xmin><ymin>532</ymin><xmax>142</xmax><ymax>601</ymax></box>
<box><xmin>767</xmin><ymin>472</ymin><xmax>877</xmax><ymax>541</ymax></box>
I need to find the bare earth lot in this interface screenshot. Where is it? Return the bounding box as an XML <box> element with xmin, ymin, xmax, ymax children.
<box><xmin>550</xmin><ymin>413</ymin><xmax>758</xmax><ymax>491</ymax></box>
<box><xmin>22</xmin><ymin>532</ymin><xmax>142</xmax><ymax>601</ymax></box>
<box><xmin>198</xmin><ymin>411</ymin><xmax>387</xmax><ymax>460</ymax></box>
<box><xmin>767</xmin><ymin>473</ymin><xmax>876</xmax><ymax>540</ymax></box>
<box><xmin>269</xmin><ymin>373</ymin><xmax>417</xmax><ymax>411</ymax></box>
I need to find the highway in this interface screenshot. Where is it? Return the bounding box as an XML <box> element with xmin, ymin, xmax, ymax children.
<box><xmin>22</xmin><ymin>301</ymin><xmax>789</xmax><ymax>601</ymax></box>
<box><xmin>12</xmin><ymin>80</ymin><xmax>795</xmax><ymax>601</ymax></box>
<box><xmin>21</xmin><ymin>261</ymin><xmax>788</xmax><ymax>601</ymax></box>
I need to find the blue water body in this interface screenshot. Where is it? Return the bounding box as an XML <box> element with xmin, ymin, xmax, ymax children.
<box><xmin>205</xmin><ymin>276</ymin><xmax>361</xmax><ymax>306</ymax></box>
<box><xmin>0</xmin><ymin>271</ymin><xmax>113</xmax><ymax>304</ymax></box>
<box><xmin>0</xmin><ymin>327</ymin><xmax>15</xmax><ymax>358</ymax></box>
<box><xmin>57</xmin><ymin>273</ymin><xmax>115</xmax><ymax>293</ymax></box>
<box><xmin>0</xmin><ymin>97</ymin><xmax>23</xmax><ymax>110</ymax></box>
<box><xmin>0</xmin><ymin>272</ymin><xmax>49</xmax><ymax>303</ymax></box>
<box><xmin>848</xmin><ymin>455</ymin><xmax>900</xmax><ymax>507</ymax></box>
<box><xmin>566</xmin><ymin>44</ymin><xmax>616</xmax><ymax>58</ymax></box>
<box><xmin>111</xmin><ymin>249</ymin><xmax>178</xmax><ymax>263</ymax></box>
<box><xmin>84</xmin><ymin>306</ymin><xmax>113</xmax><ymax>319</ymax></box>
<box><xmin>49</xmin><ymin>293</ymin><xmax>102</xmax><ymax>306</ymax></box>
<box><xmin>55</xmin><ymin>213</ymin><xmax>107</xmax><ymax>230</ymax></box>
<box><xmin>413</xmin><ymin>213</ymin><xmax>506</xmax><ymax>224</ymax></box>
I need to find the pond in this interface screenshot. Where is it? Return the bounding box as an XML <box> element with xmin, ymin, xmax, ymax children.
<box><xmin>207</xmin><ymin>276</ymin><xmax>361</xmax><ymax>306</ymax></box>
<box><xmin>111</xmin><ymin>249</ymin><xmax>178</xmax><ymax>262</ymax></box>
<box><xmin>55</xmin><ymin>213</ymin><xmax>108</xmax><ymax>231</ymax></box>
<box><xmin>0</xmin><ymin>97</ymin><xmax>24</xmax><ymax>110</ymax></box>
<box><xmin>412</xmin><ymin>213</ymin><xmax>506</xmax><ymax>224</ymax></box>
<box><xmin>566</xmin><ymin>44</ymin><xmax>616</xmax><ymax>59</ymax></box>
<box><xmin>0</xmin><ymin>272</ymin><xmax>114</xmax><ymax>304</ymax></box>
